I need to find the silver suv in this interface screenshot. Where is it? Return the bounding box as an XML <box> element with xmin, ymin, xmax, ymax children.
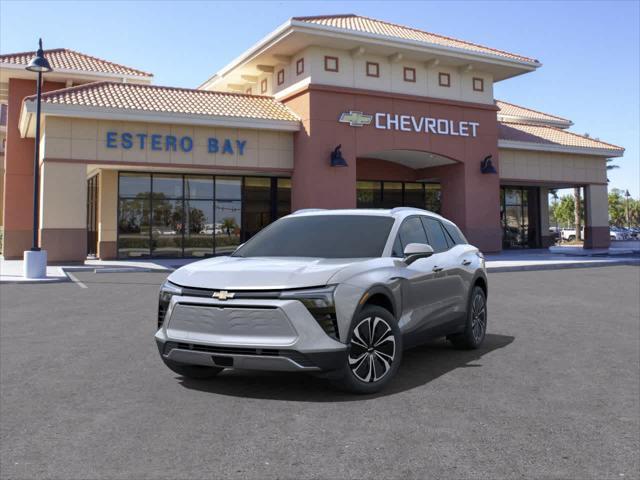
<box><xmin>155</xmin><ymin>208</ymin><xmax>488</xmax><ymax>393</ymax></box>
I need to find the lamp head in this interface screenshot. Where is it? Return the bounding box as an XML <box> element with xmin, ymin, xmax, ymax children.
<box><xmin>26</xmin><ymin>39</ymin><xmax>53</xmax><ymax>73</ymax></box>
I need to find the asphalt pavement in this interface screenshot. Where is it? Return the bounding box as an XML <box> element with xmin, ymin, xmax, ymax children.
<box><xmin>1</xmin><ymin>266</ymin><xmax>638</xmax><ymax>479</ymax></box>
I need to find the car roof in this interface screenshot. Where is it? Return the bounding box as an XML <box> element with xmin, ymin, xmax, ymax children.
<box><xmin>289</xmin><ymin>207</ymin><xmax>450</xmax><ymax>223</ymax></box>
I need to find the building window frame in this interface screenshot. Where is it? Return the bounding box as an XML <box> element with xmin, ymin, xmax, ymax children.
<box><xmin>245</xmin><ymin>87</ymin><xmax>252</xmax><ymax>95</ymax></box>
<box><xmin>117</xmin><ymin>172</ymin><xmax>291</xmax><ymax>259</ymax></box>
<box><xmin>277</xmin><ymin>69</ymin><xmax>285</xmax><ymax>86</ymax></box>
<box><xmin>438</xmin><ymin>72</ymin><xmax>451</xmax><ymax>87</ymax></box>
<box><xmin>403</xmin><ymin>67</ymin><xmax>416</xmax><ymax>82</ymax></box>
<box><xmin>324</xmin><ymin>56</ymin><xmax>339</xmax><ymax>72</ymax></box>
<box><xmin>472</xmin><ymin>77</ymin><xmax>484</xmax><ymax>92</ymax></box>
<box><xmin>366</xmin><ymin>61</ymin><xmax>380</xmax><ymax>78</ymax></box>
<box><xmin>260</xmin><ymin>78</ymin><xmax>268</xmax><ymax>94</ymax></box>
<box><xmin>296</xmin><ymin>58</ymin><xmax>304</xmax><ymax>75</ymax></box>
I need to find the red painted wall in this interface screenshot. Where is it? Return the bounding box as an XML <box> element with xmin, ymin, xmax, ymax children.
<box><xmin>2</xmin><ymin>78</ymin><xmax>65</xmax><ymax>259</ymax></box>
<box><xmin>283</xmin><ymin>84</ymin><xmax>502</xmax><ymax>252</ymax></box>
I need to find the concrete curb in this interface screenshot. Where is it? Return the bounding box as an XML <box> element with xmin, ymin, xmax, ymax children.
<box><xmin>488</xmin><ymin>259</ymin><xmax>640</xmax><ymax>273</ymax></box>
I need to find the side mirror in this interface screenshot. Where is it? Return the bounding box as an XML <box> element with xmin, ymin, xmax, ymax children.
<box><xmin>403</xmin><ymin>243</ymin><xmax>434</xmax><ymax>265</ymax></box>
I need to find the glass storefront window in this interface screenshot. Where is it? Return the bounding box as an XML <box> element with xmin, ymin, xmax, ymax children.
<box><xmin>501</xmin><ymin>186</ymin><xmax>538</xmax><ymax>249</ymax></box>
<box><xmin>184</xmin><ymin>199</ymin><xmax>214</xmax><ymax>257</ymax></box>
<box><xmin>244</xmin><ymin>177</ymin><xmax>272</xmax><ymax>241</ymax></box>
<box><xmin>404</xmin><ymin>183</ymin><xmax>424</xmax><ymax>209</ymax></box>
<box><xmin>381</xmin><ymin>182</ymin><xmax>403</xmax><ymax>208</ymax></box>
<box><xmin>185</xmin><ymin>176</ymin><xmax>214</xmax><ymax>200</ymax></box>
<box><xmin>215</xmin><ymin>201</ymin><xmax>242</xmax><ymax>255</ymax></box>
<box><xmin>119</xmin><ymin>173</ymin><xmax>151</xmax><ymax>198</ymax></box>
<box><xmin>118</xmin><ymin>197</ymin><xmax>151</xmax><ymax>258</ymax></box>
<box><xmin>277</xmin><ymin>178</ymin><xmax>291</xmax><ymax>219</ymax></box>
<box><xmin>117</xmin><ymin>173</ymin><xmax>289</xmax><ymax>258</ymax></box>
<box><xmin>357</xmin><ymin>181</ymin><xmax>382</xmax><ymax>208</ymax></box>
<box><xmin>356</xmin><ymin>180</ymin><xmax>441</xmax><ymax>213</ymax></box>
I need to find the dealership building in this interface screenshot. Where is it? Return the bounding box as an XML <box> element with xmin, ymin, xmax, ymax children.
<box><xmin>0</xmin><ymin>14</ymin><xmax>624</xmax><ymax>261</ymax></box>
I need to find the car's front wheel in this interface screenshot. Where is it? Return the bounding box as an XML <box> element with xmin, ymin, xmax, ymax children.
<box><xmin>162</xmin><ymin>358</ymin><xmax>223</xmax><ymax>379</ymax></box>
<box><xmin>332</xmin><ymin>305</ymin><xmax>402</xmax><ymax>394</ymax></box>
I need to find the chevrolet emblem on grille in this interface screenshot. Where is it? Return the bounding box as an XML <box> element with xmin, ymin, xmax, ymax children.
<box><xmin>212</xmin><ymin>290</ymin><xmax>235</xmax><ymax>300</ymax></box>
<box><xmin>338</xmin><ymin>111</ymin><xmax>373</xmax><ymax>127</ymax></box>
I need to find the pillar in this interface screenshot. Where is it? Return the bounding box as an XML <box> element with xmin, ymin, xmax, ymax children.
<box><xmin>98</xmin><ymin>170</ymin><xmax>118</xmax><ymax>259</ymax></box>
<box><xmin>39</xmin><ymin>162</ymin><xmax>87</xmax><ymax>262</ymax></box>
<box><xmin>539</xmin><ymin>187</ymin><xmax>553</xmax><ymax>247</ymax></box>
<box><xmin>2</xmin><ymin>78</ymin><xmax>66</xmax><ymax>258</ymax></box>
<box><xmin>584</xmin><ymin>184</ymin><xmax>610</xmax><ymax>249</ymax></box>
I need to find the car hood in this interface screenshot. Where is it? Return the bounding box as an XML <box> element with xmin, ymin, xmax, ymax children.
<box><xmin>168</xmin><ymin>256</ymin><xmax>358</xmax><ymax>290</ymax></box>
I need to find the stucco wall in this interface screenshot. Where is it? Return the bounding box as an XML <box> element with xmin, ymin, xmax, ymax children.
<box><xmin>42</xmin><ymin>118</ymin><xmax>294</xmax><ymax>171</ymax></box>
<box><xmin>273</xmin><ymin>46</ymin><xmax>494</xmax><ymax>105</ymax></box>
<box><xmin>499</xmin><ymin>148</ymin><xmax>607</xmax><ymax>184</ymax></box>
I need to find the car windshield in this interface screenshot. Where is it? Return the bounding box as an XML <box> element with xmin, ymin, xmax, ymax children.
<box><xmin>233</xmin><ymin>215</ymin><xmax>395</xmax><ymax>258</ymax></box>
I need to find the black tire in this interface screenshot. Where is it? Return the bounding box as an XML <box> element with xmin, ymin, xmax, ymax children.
<box><xmin>162</xmin><ymin>357</ymin><xmax>223</xmax><ymax>379</ymax></box>
<box><xmin>568</xmin><ymin>235</ymin><xmax>576</xmax><ymax>242</ymax></box>
<box><xmin>449</xmin><ymin>286</ymin><xmax>487</xmax><ymax>350</ymax></box>
<box><xmin>331</xmin><ymin>305</ymin><xmax>402</xmax><ymax>394</ymax></box>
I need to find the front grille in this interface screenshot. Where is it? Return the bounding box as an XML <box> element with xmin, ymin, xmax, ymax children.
<box><xmin>165</xmin><ymin>342</ymin><xmax>315</xmax><ymax>368</ymax></box>
<box><xmin>158</xmin><ymin>302</ymin><xmax>168</xmax><ymax>328</ymax></box>
<box><xmin>180</xmin><ymin>286</ymin><xmax>281</xmax><ymax>300</ymax></box>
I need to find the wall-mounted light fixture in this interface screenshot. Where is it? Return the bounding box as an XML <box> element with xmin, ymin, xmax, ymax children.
<box><xmin>480</xmin><ymin>155</ymin><xmax>497</xmax><ymax>174</ymax></box>
<box><xmin>330</xmin><ymin>144</ymin><xmax>348</xmax><ymax>167</ymax></box>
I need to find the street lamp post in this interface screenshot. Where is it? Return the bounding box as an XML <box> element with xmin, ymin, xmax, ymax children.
<box><xmin>23</xmin><ymin>39</ymin><xmax>52</xmax><ymax>279</ymax></box>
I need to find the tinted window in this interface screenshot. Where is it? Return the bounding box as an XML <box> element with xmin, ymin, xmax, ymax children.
<box><xmin>234</xmin><ymin>215</ymin><xmax>394</xmax><ymax>258</ymax></box>
<box><xmin>398</xmin><ymin>217</ymin><xmax>428</xmax><ymax>249</ymax></box>
<box><xmin>442</xmin><ymin>222</ymin><xmax>467</xmax><ymax>245</ymax></box>
<box><xmin>421</xmin><ymin>217</ymin><xmax>450</xmax><ymax>253</ymax></box>
<box><xmin>391</xmin><ymin>235</ymin><xmax>403</xmax><ymax>257</ymax></box>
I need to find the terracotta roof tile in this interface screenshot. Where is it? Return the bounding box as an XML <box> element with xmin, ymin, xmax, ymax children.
<box><xmin>27</xmin><ymin>82</ymin><xmax>299</xmax><ymax>122</ymax></box>
<box><xmin>293</xmin><ymin>14</ymin><xmax>539</xmax><ymax>64</ymax></box>
<box><xmin>496</xmin><ymin>100</ymin><xmax>572</xmax><ymax>126</ymax></box>
<box><xmin>0</xmin><ymin>48</ymin><xmax>152</xmax><ymax>78</ymax></box>
<box><xmin>498</xmin><ymin>122</ymin><xmax>623</xmax><ymax>153</ymax></box>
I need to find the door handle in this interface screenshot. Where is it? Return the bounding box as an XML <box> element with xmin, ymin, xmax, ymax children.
<box><xmin>462</xmin><ymin>260</ymin><xmax>472</xmax><ymax>266</ymax></box>
<box><xmin>432</xmin><ymin>266</ymin><xmax>444</xmax><ymax>273</ymax></box>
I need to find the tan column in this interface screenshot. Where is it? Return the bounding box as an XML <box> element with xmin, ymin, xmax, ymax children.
<box><xmin>539</xmin><ymin>188</ymin><xmax>553</xmax><ymax>247</ymax></box>
<box><xmin>39</xmin><ymin>162</ymin><xmax>87</xmax><ymax>262</ymax></box>
<box><xmin>584</xmin><ymin>184</ymin><xmax>610</xmax><ymax>249</ymax></box>
<box><xmin>98</xmin><ymin>170</ymin><xmax>118</xmax><ymax>259</ymax></box>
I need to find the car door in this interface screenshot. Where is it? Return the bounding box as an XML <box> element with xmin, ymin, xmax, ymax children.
<box><xmin>420</xmin><ymin>216</ymin><xmax>466</xmax><ymax>328</ymax></box>
<box><xmin>394</xmin><ymin>216</ymin><xmax>451</xmax><ymax>336</ymax></box>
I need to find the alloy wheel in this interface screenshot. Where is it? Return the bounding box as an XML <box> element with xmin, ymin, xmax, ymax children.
<box><xmin>348</xmin><ymin>316</ymin><xmax>396</xmax><ymax>382</ymax></box>
<box><xmin>470</xmin><ymin>292</ymin><xmax>486</xmax><ymax>343</ymax></box>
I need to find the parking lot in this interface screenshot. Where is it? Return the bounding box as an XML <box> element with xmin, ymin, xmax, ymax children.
<box><xmin>1</xmin><ymin>266</ymin><xmax>639</xmax><ymax>479</ymax></box>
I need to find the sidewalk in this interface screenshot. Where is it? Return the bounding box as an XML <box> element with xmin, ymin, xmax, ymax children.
<box><xmin>2</xmin><ymin>248</ymin><xmax>638</xmax><ymax>284</ymax></box>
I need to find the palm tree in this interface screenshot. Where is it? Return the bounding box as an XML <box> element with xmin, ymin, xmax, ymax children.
<box><xmin>606</xmin><ymin>158</ymin><xmax>619</xmax><ymax>182</ymax></box>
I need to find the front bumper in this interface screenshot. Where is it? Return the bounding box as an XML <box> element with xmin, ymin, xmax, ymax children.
<box><xmin>155</xmin><ymin>295</ymin><xmax>347</xmax><ymax>372</ymax></box>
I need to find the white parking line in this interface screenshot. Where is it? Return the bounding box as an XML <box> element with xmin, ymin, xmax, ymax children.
<box><xmin>66</xmin><ymin>272</ymin><xmax>88</xmax><ymax>289</ymax></box>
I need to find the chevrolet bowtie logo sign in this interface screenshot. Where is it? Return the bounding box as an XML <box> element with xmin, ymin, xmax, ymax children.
<box><xmin>212</xmin><ymin>290</ymin><xmax>235</xmax><ymax>300</ymax></box>
<box><xmin>339</xmin><ymin>111</ymin><xmax>373</xmax><ymax>127</ymax></box>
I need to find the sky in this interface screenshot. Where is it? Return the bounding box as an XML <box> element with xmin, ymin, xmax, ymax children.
<box><xmin>1</xmin><ymin>0</ymin><xmax>638</xmax><ymax>197</ymax></box>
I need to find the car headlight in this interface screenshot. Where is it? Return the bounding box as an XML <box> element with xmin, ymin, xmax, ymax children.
<box><xmin>280</xmin><ymin>286</ymin><xmax>339</xmax><ymax>340</ymax></box>
<box><xmin>158</xmin><ymin>280</ymin><xmax>182</xmax><ymax>329</ymax></box>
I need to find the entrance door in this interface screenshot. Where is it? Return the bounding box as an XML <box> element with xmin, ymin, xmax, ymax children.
<box><xmin>86</xmin><ymin>175</ymin><xmax>99</xmax><ymax>257</ymax></box>
<box><xmin>500</xmin><ymin>186</ymin><xmax>540</xmax><ymax>248</ymax></box>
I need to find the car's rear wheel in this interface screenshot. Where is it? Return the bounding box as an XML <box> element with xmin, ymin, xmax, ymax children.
<box><xmin>449</xmin><ymin>286</ymin><xmax>487</xmax><ymax>350</ymax></box>
<box><xmin>332</xmin><ymin>305</ymin><xmax>402</xmax><ymax>394</ymax></box>
<box><xmin>162</xmin><ymin>357</ymin><xmax>223</xmax><ymax>379</ymax></box>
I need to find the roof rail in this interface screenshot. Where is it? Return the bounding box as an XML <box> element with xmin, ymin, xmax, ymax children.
<box><xmin>390</xmin><ymin>207</ymin><xmax>427</xmax><ymax>214</ymax></box>
<box><xmin>292</xmin><ymin>208</ymin><xmax>327</xmax><ymax>214</ymax></box>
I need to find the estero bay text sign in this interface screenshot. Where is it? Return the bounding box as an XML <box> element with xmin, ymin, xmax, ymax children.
<box><xmin>105</xmin><ymin>131</ymin><xmax>248</xmax><ymax>155</ymax></box>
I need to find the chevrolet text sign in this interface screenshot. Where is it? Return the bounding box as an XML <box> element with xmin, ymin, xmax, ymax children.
<box><xmin>339</xmin><ymin>111</ymin><xmax>479</xmax><ymax>137</ymax></box>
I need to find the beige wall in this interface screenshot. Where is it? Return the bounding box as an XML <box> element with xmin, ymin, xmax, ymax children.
<box><xmin>499</xmin><ymin>149</ymin><xmax>608</xmax><ymax>185</ymax></box>
<box><xmin>98</xmin><ymin>169</ymin><xmax>118</xmax><ymax>243</ymax></box>
<box><xmin>39</xmin><ymin>161</ymin><xmax>86</xmax><ymax>229</ymax></box>
<box><xmin>585</xmin><ymin>184</ymin><xmax>609</xmax><ymax>227</ymax></box>
<box><xmin>266</xmin><ymin>46</ymin><xmax>494</xmax><ymax>104</ymax></box>
<box><xmin>42</xmin><ymin>118</ymin><xmax>294</xmax><ymax>170</ymax></box>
